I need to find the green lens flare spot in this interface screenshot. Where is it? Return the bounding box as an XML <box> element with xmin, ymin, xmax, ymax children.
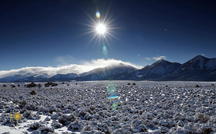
<box><xmin>112</xmin><ymin>103</ymin><xmax>118</xmax><ymax>110</ymax></box>
<box><xmin>106</xmin><ymin>83</ymin><xmax>116</xmax><ymax>93</ymax></box>
<box><xmin>102</xmin><ymin>44</ymin><xmax>108</xmax><ymax>56</ymax></box>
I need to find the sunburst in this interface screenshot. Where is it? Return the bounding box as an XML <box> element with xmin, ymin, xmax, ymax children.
<box><xmin>85</xmin><ymin>11</ymin><xmax>117</xmax><ymax>44</ymax></box>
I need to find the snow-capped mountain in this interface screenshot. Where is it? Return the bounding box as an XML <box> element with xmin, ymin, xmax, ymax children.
<box><xmin>77</xmin><ymin>63</ymin><xmax>137</xmax><ymax>81</ymax></box>
<box><xmin>0</xmin><ymin>55</ymin><xmax>216</xmax><ymax>82</ymax></box>
<box><xmin>0</xmin><ymin>59</ymin><xmax>140</xmax><ymax>82</ymax></box>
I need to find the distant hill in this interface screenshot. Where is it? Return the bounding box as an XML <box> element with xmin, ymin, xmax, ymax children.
<box><xmin>161</xmin><ymin>55</ymin><xmax>216</xmax><ymax>81</ymax></box>
<box><xmin>134</xmin><ymin>59</ymin><xmax>181</xmax><ymax>80</ymax></box>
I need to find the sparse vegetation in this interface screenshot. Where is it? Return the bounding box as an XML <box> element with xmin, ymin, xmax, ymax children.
<box><xmin>19</xmin><ymin>100</ymin><xmax>27</xmax><ymax>109</ymax></box>
<box><xmin>195</xmin><ymin>113</ymin><xmax>209</xmax><ymax>123</ymax></box>
<box><xmin>11</xmin><ymin>84</ymin><xmax>16</xmax><ymax>88</ymax></box>
<box><xmin>132</xmin><ymin>83</ymin><xmax>136</xmax><ymax>85</ymax></box>
<box><xmin>195</xmin><ymin>84</ymin><xmax>200</xmax><ymax>88</ymax></box>
<box><xmin>127</xmin><ymin>83</ymin><xmax>131</xmax><ymax>85</ymax></box>
<box><xmin>30</xmin><ymin>90</ymin><xmax>37</xmax><ymax>95</ymax></box>
<box><xmin>26</xmin><ymin>82</ymin><xmax>37</xmax><ymax>88</ymax></box>
<box><xmin>45</xmin><ymin>82</ymin><xmax>58</xmax><ymax>87</ymax></box>
<box><xmin>0</xmin><ymin>81</ymin><xmax>215</xmax><ymax>133</ymax></box>
<box><xmin>3</xmin><ymin>84</ymin><xmax>7</xmax><ymax>87</ymax></box>
<box><xmin>201</xmin><ymin>127</ymin><xmax>213</xmax><ymax>134</ymax></box>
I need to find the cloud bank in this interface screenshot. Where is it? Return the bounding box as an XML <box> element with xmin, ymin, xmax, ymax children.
<box><xmin>0</xmin><ymin>59</ymin><xmax>142</xmax><ymax>78</ymax></box>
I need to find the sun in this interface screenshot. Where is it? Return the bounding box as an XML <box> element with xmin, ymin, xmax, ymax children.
<box><xmin>85</xmin><ymin>10</ymin><xmax>117</xmax><ymax>43</ymax></box>
<box><xmin>95</xmin><ymin>22</ymin><xmax>108</xmax><ymax>36</ymax></box>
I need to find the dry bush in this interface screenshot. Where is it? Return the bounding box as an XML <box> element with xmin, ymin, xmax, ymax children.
<box><xmin>30</xmin><ymin>90</ymin><xmax>37</xmax><ymax>95</ymax></box>
<box><xmin>26</xmin><ymin>82</ymin><xmax>37</xmax><ymax>88</ymax></box>
<box><xmin>45</xmin><ymin>82</ymin><xmax>58</xmax><ymax>87</ymax></box>
<box><xmin>196</xmin><ymin>113</ymin><xmax>209</xmax><ymax>123</ymax></box>
<box><xmin>195</xmin><ymin>84</ymin><xmax>200</xmax><ymax>88</ymax></box>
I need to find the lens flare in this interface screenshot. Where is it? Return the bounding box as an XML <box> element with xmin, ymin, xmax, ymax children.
<box><xmin>102</xmin><ymin>44</ymin><xmax>108</xmax><ymax>56</ymax></box>
<box><xmin>96</xmin><ymin>11</ymin><xmax>101</xmax><ymax>19</ymax></box>
<box><xmin>106</xmin><ymin>83</ymin><xmax>120</xmax><ymax>110</ymax></box>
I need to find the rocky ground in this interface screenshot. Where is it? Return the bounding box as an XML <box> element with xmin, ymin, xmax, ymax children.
<box><xmin>0</xmin><ymin>81</ymin><xmax>216</xmax><ymax>134</ymax></box>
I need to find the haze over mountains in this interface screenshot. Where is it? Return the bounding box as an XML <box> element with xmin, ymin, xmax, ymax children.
<box><xmin>0</xmin><ymin>55</ymin><xmax>216</xmax><ymax>82</ymax></box>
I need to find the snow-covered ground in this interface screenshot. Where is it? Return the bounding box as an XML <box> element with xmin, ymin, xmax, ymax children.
<box><xmin>0</xmin><ymin>81</ymin><xmax>216</xmax><ymax>134</ymax></box>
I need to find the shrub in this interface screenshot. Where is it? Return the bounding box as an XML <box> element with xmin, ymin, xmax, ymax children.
<box><xmin>201</xmin><ymin>127</ymin><xmax>213</xmax><ymax>134</ymax></box>
<box><xmin>3</xmin><ymin>84</ymin><xmax>7</xmax><ymax>87</ymax></box>
<box><xmin>30</xmin><ymin>90</ymin><xmax>37</xmax><ymax>95</ymax></box>
<box><xmin>196</xmin><ymin>113</ymin><xmax>209</xmax><ymax>123</ymax></box>
<box><xmin>28</xmin><ymin>122</ymin><xmax>43</xmax><ymax>131</ymax></box>
<box><xmin>133</xmin><ymin>83</ymin><xmax>136</xmax><ymax>85</ymax></box>
<box><xmin>11</xmin><ymin>85</ymin><xmax>16</xmax><ymax>88</ymax></box>
<box><xmin>58</xmin><ymin>114</ymin><xmax>76</xmax><ymax>126</ymax></box>
<box><xmin>45</xmin><ymin>82</ymin><xmax>58</xmax><ymax>87</ymax></box>
<box><xmin>68</xmin><ymin>121</ymin><xmax>83</xmax><ymax>132</ymax></box>
<box><xmin>51</xmin><ymin>121</ymin><xmax>62</xmax><ymax>129</ymax></box>
<box><xmin>127</xmin><ymin>83</ymin><xmax>131</xmax><ymax>85</ymax></box>
<box><xmin>195</xmin><ymin>84</ymin><xmax>200</xmax><ymax>88</ymax></box>
<box><xmin>19</xmin><ymin>100</ymin><xmax>27</xmax><ymax>109</ymax></box>
<box><xmin>39</xmin><ymin>127</ymin><xmax>54</xmax><ymax>133</ymax></box>
<box><xmin>26</xmin><ymin>82</ymin><xmax>37</xmax><ymax>88</ymax></box>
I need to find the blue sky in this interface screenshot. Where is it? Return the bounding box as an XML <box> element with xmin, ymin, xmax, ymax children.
<box><xmin>0</xmin><ymin>0</ymin><xmax>216</xmax><ymax>70</ymax></box>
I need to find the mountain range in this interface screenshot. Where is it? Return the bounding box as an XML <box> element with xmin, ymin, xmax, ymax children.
<box><xmin>0</xmin><ymin>55</ymin><xmax>216</xmax><ymax>82</ymax></box>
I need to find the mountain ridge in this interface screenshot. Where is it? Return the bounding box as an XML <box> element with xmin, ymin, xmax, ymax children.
<box><xmin>0</xmin><ymin>55</ymin><xmax>216</xmax><ymax>82</ymax></box>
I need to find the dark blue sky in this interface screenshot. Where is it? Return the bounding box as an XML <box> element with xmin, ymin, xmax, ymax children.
<box><xmin>0</xmin><ymin>0</ymin><xmax>216</xmax><ymax>70</ymax></box>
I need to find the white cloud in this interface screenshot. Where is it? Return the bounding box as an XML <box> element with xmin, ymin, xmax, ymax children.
<box><xmin>152</xmin><ymin>56</ymin><xmax>166</xmax><ymax>61</ymax></box>
<box><xmin>145</xmin><ymin>56</ymin><xmax>166</xmax><ymax>61</ymax></box>
<box><xmin>0</xmin><ymin>59</ymin><xmax>142</xmax><ymax>78</ymax></box>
